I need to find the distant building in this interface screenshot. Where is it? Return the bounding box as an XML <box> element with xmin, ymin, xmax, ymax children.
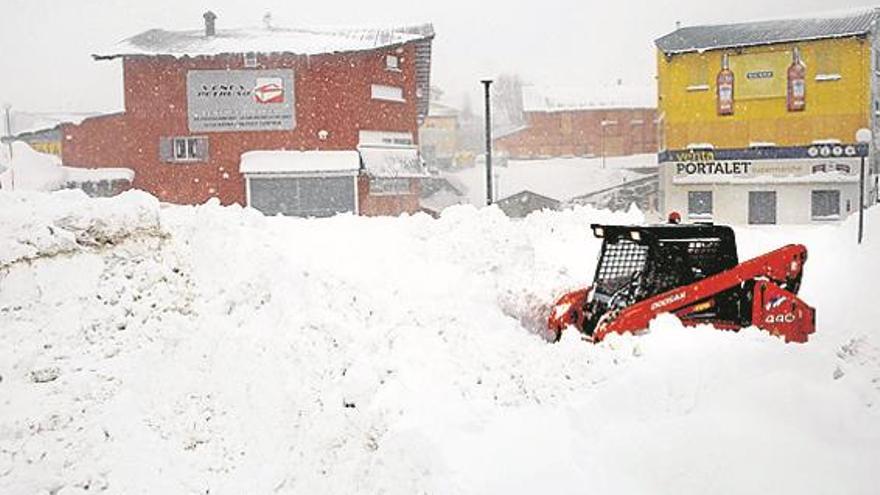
<box><xmin>419</xmin><ymin>102</ymin><xmax>459</xmax><ymax>169</ymax></box>
<box><xmin>0</xmin><ymin>111</ymin><xmax>97</xmax><ymax>156</ymax></box>
<box><xmin>656</xmin><ymin>8</ymin><xmax>880</xmax><ymax>224</ymax></box>
<box><xmin>61</xmin><ymin>12</ymin><xmax>434</xmax><ymax>217</ymax></box>
<box><xmin>493</xmin><ymin>84</ymin><xmax>658</xmax><ymax>159</ymax></box>
<box><xmin>496</xmin><ymin>190</ymin><xmax>561</xmax><ymax>218</ymax></box>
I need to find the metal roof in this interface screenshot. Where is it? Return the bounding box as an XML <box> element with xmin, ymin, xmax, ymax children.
<box><xmin>656</xmin><ymin>8</ymin><xmax>879</xmax><ymax>55</ymax></box>
<box><xmin>93</xmin><ymin>24</ymin><xmax>435</xmax><ymax>60</ymax></box>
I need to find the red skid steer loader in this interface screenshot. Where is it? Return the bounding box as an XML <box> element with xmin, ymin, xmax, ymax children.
<box><xmin>548</xmin><ymin>223</ymin><xmax>815</xmax><ymax>343</ymax></box>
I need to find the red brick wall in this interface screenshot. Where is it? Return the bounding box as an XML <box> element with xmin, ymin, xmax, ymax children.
<box><xmin>494</xmin><ymin>108</ymin><xmax>658</xmax><ymax>159</ymax></box>
<box><xmin>357</xmin><ymin>175</ymin><xmax>421</xmax><ymax>216</ymax></box>
<box><xmin>62</xmin><ymin>44</ymin><xmax>423</xmax><ymax>206</ymax></box>
<box><xmin>61</xmin><ymin>114</ymin><xmax>128</xmax><ymax>167</ymax></box>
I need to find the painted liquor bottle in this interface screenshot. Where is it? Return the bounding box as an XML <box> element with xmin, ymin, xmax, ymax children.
<box><xmin>717</xmin><ymin>53</ymin><xmax>734</xmax><ymax>116</ymax></box>
<box><xmin>787</xmin><ymin>47</ymin><xmax>806</xmax><ymax>112</ymax></box>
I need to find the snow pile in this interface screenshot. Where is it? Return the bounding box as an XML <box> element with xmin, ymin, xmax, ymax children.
<box><xmin>0</xmin><ymin>142</ymin><xmax>134</xmax><ymax>193</ymax></box>
<box><xmin>0</xmin><ymin>191</ymin><xmax>878</xmax><ymax>494</ymax></box>
<box><xmin>0</xmin><ymin>189</ymin><xmax>160</xmax><ymax>268</ymax></box>
<box><xmin>0</xmin><ymin>142</ymin><xmax>66</xmax><ymax>192</ymax></box>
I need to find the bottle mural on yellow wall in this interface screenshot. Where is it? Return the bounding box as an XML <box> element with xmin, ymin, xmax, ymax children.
<box><xmin>716</xmin><ymin>53</ymin><xmax>734</xmax><ymax>115</ymax></box>
<box><xmin>787</xmin><ymin>47</ymin><xmax>806</xmax><ymax>112</ymax></box>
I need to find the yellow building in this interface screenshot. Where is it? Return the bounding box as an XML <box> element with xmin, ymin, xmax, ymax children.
<box><xmin>655</xmin><ymin>8</ymin><xmax>879</xmax><ymax>224</ymax></box>
<box><xmin>418</xmin><ymin>102</ymin><xmax>460</xmax><ymax>169</ymax></box>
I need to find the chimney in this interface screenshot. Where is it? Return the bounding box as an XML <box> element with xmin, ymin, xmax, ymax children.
<box><xmin>203</xmin><ymin>11</ymin><xmax>217</xmax><ymax>37</ymax></box>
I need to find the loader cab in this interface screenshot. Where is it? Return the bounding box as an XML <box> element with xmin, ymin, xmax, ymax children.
<box><xmin>583</xmin><ymin>223</ymin><xmax>740</xmax><ymax>334</ymax></box>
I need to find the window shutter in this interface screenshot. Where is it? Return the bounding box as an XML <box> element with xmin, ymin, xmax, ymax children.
<box><xmin>159</xmin><ymin>137</ymin><xmax>173</xmax><ymax>163</ymax></box>
<box><xmin>195</xmin><ymin>137</ymin><xmax>209</xmax><ymax>162</ymax></box>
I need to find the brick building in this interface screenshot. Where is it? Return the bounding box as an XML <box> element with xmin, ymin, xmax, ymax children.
<box><xmin>493</xmin><ymin>84</ymin><xmax>658</xmax><ymax>159</ymax></box>
<box><xmin>61</xmin><ymin>13</ymin><xmax>434</xmax><ymax>217</ymax></box>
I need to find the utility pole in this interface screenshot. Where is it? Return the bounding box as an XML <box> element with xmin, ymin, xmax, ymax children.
<box><xmin>3</xmin><ymin>103</ymin><xmax>12</xmax><ymax>190</ymax></box>
<box><xmin>482</xmin><ymin>79</ymin><xmax>493</xmax><ymax>206</ymax></box>
<box><xmin>3</xmin><ymin>103</ymin><xmax>12</xmax><ymax>159</ymax></box>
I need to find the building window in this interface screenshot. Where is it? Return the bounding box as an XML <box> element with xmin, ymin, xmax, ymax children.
<box><xmin>385</xmin><ymin>55</ymin><xmax>400</xmax><ymax>71</ymax></box>
<box><xmin>815</xmin><ymin>48</ymin><xmax>840</xmax><ymax>76</ymax></box>
<box><xmin>812</xmin><ymin>163</ymin><xmax>851</xmax><ymax>174</ymax></box>
<box><xmin>811</xmin><ymin>190</ymin><xmax>840</xmax><ymax>220</ymax></box>
<box><xmin>687</xmin><ymin>191</ymin><xmax>713</xmax><ymax>220</ymax></box>
<box><xmin>370</xmin><ymin>177</ymin><xmax>411</xmax><ymax>195</ymax></box>
<box><xmin>160</xmin><ymin>136</ymin><xmax>208</xmax><ymax>163</ymax></box>
<box><xmin>687</xmin><ymin>56</ymin><xmax>709</xmax><ymax>90</ymax></box>
<box><xmin>244</xmin><ymin>52</ymin><xmax>258</xmax><ymax>68</ymax></box>
<box><xmin>371</xmin><ymin>84</ymin><xmax>405</xmax><ymax>103</ymax></box>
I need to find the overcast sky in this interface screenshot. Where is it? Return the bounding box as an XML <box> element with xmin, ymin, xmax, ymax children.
<box><xmin>0</xmin><ymin>0</ymin><xmax>875</xmax><ymax>114</ymax></box>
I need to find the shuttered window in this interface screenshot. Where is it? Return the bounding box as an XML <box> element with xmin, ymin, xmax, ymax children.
<box><xmin>748</xmin><ymin>191</ymin><xmax>777</xmax><ymax>225</ymax></box>
<box><xmin>811</xmin><ymin>190</ymin><xmax>840</xmax><ymax>220</ymax></box>
<box><xmin>248</xmin><ymin>176</ymin><xmax>356</xmax><ymax>217</ymax></box>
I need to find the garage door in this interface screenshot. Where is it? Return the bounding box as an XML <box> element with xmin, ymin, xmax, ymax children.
<box><xmin>248</xmin><ymin>176</ymin><xmax>356</xmax><ymax>217</ymax></box>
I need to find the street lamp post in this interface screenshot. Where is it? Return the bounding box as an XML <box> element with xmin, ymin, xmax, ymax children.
<box><xmin>856</xmin><ymin>128</ymin><xmax>872</xmax><ymax>244</ymax></box>
<box><xmin>481</xmin><ymin>80</ymin><xmax>493</xmax><ymax>206</ymax></box>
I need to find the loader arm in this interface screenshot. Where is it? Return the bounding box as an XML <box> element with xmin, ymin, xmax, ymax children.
<box><xmin>594</xmin><ymin>244</ymin><xmax>815</xmax><ymax>343</ymax></box>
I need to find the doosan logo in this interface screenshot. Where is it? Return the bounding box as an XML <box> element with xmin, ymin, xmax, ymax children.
<box><xmin>650</xmin><ymin>291</ymin><xmax>686</xmax><ymax>311</ymax></box>
<box><xmin>254</xmin><ymin>78</ymin><xmax>284</xmax><ymax>104</ymax></box>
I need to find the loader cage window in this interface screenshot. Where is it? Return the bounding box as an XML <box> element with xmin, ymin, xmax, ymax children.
<box><xmin>646</xmin><ymin>238</ymin><xmax>730</xmax><ymax>296</ymax></box>
<box><xmin>594</xmin><ymin>239</ymin><xmax>649</xmax><ymax>296</ymax></box>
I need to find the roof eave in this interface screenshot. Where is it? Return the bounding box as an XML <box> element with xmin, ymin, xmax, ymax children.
<box><xmin>656</xmin><ymin>30</ymin><xmax>871</xmax><ymax>56</ymax></box>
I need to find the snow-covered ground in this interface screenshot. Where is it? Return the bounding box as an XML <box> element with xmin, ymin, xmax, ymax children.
<box><xmin>443</xmin><ymin>154</ymin><xmax>655</xmax><ymax>207</ymax></box>
<box><xmin>0</xmin><ymin>190</ymin><xmax>878</xmax><ymax>494</ymax></box>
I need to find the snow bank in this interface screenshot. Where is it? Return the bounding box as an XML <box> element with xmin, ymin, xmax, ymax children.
<box><xmin>0</xmin><ymin>189</ymin><xmax>160</xmax><ymax>268</ymax></box>
<box><xmin>0</xmin><ymin>142</ymin><xmax>134</xmax><ymax>193</ymax></box>
<box><xmin>0</xmin><ymin>142</ymin><xmax>66</xmax><ymax>192</ymax></box>
<box><xmin>0</xmin><ymin>191</ymin><xmax>878</xmax><ymax>494</ymax></box>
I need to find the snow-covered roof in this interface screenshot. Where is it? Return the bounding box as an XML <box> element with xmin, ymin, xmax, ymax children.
<box><xmin>656</xmin><ymin>7</ymin><xmax>879</xmax><ymax>55</ymax></box>
<box><xmin>93</xmin><ymin>24</ymin><xmax>435</xmax><ymax>60</ymax></box>
<box><xmin>1</xmin><ymin>111</ymin><xmax>98</xmax><ymax>138</ymax></box>
<box><xmin>522</xmin><ymin>84</ymin><xmax>656</xmax><ymax>112</ymax></box>
<box><xmin>427</xmin><ymin>102</ymin><xmax>459</xmax><ymax>118</ymax></box>
<box><xmin>358</xmin><ymin>145</ymin><xmax>425</xmax><ymax>177</ymax></box>
<box><xmin>240</xmin><ymin>150</ymin><xmax>361</xmax><ymax>175</ymax></box>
